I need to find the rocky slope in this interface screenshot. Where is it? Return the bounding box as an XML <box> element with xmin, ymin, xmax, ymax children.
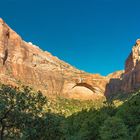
<box><xmin>0</xmin><ymin>18</ymin><xmax>112</xmax><ymax>100</ymax></box>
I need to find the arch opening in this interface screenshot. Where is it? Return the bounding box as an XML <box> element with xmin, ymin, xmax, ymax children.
<box><xmin>72</xmin><ymin>83</ymin><xmax>95</xmax><ymax>93</ymax></box>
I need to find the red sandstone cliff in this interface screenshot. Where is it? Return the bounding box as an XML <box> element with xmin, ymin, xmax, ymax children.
<box><xmin>0</xmin><ymin>18</ymin><xmax>110</xmax><ymax>100</ymax></box>
<box><xmin>122</xmin><ymin>39</ymin><xmax>140</xmax><ymax>92</ymax></box>
<box><xmin>105</xmin><ymin>39</ymin><xmax>140</xmax><ymax>97</ymax></box>
<box><xmin>1</xmin><ymin>18</ymin><xmax>139</xmax><ymax>100</ymax></box>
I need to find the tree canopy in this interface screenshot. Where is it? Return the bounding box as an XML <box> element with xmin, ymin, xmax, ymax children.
<box><xmin>0</xmin><ymin>84</ymin><xmax>140</xmax><ymax>140</ymax></box>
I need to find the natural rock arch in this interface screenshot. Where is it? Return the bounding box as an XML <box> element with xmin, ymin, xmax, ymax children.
<box><xmin>72</xmin><ymin>83</ymin><xmax>95</xmax><ymax>93</ymax></box>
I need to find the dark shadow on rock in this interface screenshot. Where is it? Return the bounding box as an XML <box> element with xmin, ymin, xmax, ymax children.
<box><xmin>105</xmin><ymin>78</ymin><xmax>123</xmax><ymax>101</ymax></box>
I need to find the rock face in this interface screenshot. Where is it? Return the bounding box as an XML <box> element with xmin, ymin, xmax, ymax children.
<box><xmin>0</xmin><ymin>18</ymin><xmax>110</xmax><ymax>100</ymax></box>
<box><xmin>1</xmin><ymin>18</ymin><xmax>140</xmax><ymax>100</ymax></box>
<box><xmin>122</xmin><ymin>39</ymin><xmax>140</xmax><ymax>92</ymax></box>
<box><xmin>105</xmin><ymin>71</ymin><xmax>124</xmax><ymax>97</ymax></box>
<box><xmin>105</xmin><ymin>39</ymin><xmax>140</xmax><ymax>97</ymax></box>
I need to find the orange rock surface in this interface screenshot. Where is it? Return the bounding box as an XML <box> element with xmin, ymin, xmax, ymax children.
<box><xmin>0</xmin><ymin>18</ymin><xmax>110</xmax><ymax>100</ymax></box>
<box><xmin>1</xmin><ymin>18</ymin><xmax>139</xmax><ymax>100</ymax></box>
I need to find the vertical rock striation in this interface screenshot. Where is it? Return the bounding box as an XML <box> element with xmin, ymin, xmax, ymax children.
<box><xmin>0</xmin><ymin>18</ymin><xmax>108</xmax><ymax>100</ymax></box>
<box><xmin>122</xmin><ymin>39</ymin><xmax>140</xmax><ymax>92</ymax></box>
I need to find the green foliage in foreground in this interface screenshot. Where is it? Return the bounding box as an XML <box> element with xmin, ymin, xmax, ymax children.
<box><xmin>99</xmin><ymin>117</ymin><xmax>129</xmax><ymax>140</ymax></box>
<box><xmin>0</xmin><ymin>85</ymin><xmax>48</xmax><ymax>139</ymax></box>
<box><xmin>0</xmin><ymin>84</ymin><xmax>140</xmax><ymax>140</ymax></box>
<box><xmin>62</xmin><ymin>91</ymin><xmax>140</xmax><ymax>140</ymax></box>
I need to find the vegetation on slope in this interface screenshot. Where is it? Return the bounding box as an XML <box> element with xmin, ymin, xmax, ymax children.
<box><xmin>45</xmin><ymin>96</ymin><xmax>104</xmax><ymax>116</ymax></box>
<box><xmin>0</xmin><ymin>84</ymin><xmax>140</xmax><ymax>140</ymax></box>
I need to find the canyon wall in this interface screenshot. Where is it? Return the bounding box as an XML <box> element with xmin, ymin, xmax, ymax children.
<box><xmin>1</xmin><ymin>18</ymin><xmax>140</xmax><ymax>100</ymax></box>
<box><xmin>0</xmin><ymin>18</ymin><xmax>109</xmax><ymax>100</ymax></box>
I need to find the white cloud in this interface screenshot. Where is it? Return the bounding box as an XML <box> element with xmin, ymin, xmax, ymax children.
<box><xmin>28</xmin><ymin>42</ymin><xmax>33</xmax><ymax>45</ymax></box>
<box><xmin>28</xmin><ymin>42</ymin><xmax>40</xmax><ymax>49</ymax></box>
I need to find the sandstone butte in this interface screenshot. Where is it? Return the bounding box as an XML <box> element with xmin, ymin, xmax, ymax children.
<box><xmin>0</xmin><ymin>18</ymin><xmax>139</xmax><ymax>100</ymax></box>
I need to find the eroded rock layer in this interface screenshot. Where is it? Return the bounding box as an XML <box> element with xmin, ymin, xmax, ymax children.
<box><xmin>0</xmin><ymin>18</ymin><xmax>110</xmax><ymax>100</ymax></box>
<box><xmin>1</xmin><ymin>18</ymin><xmax>140</xmax><ymax>100</ymax></box>
<box><xmin>122</xmin><ymin>39</ymin><xmax>140</xmax><ymax>92</ymax></box>
<box><xmin>105</xmin><ymin>39</ymin><xmax>140</xmax><ymax>97</ymax></box>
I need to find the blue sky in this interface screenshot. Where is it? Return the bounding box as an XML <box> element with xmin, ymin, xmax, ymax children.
<box><xmin>1</xmin><ymin>0</ymin><xmax>140</xmax><ymax>75</ymax></box>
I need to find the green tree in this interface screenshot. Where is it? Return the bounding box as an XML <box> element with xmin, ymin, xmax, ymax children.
<box><xmin>99</xmin><ymin>117</ymin><xmax>129</xmax><ymax>140</ymax></box>
<box><xmin>63</xmin><ymin>109</ymin><xmax>109</xmax><ymax>140</ymax></box>
<box><xmin>133</xmin><ymin>125</ymin><xmax>140</xmax><ymax>140</ymax></box>
<box><xmin>117</xmin><ymin>91</ymin><xmax>140</xmax><ymax>135</ymax></box>
<box><xmin>44</xmin><ymin>113</ymin><xmax>64</xmax><ymax>140</ymax></box>
<box><xmin>0</xmin><ymin>85</ymin><xmax>47</xmax><ymax>139</ymax></box>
